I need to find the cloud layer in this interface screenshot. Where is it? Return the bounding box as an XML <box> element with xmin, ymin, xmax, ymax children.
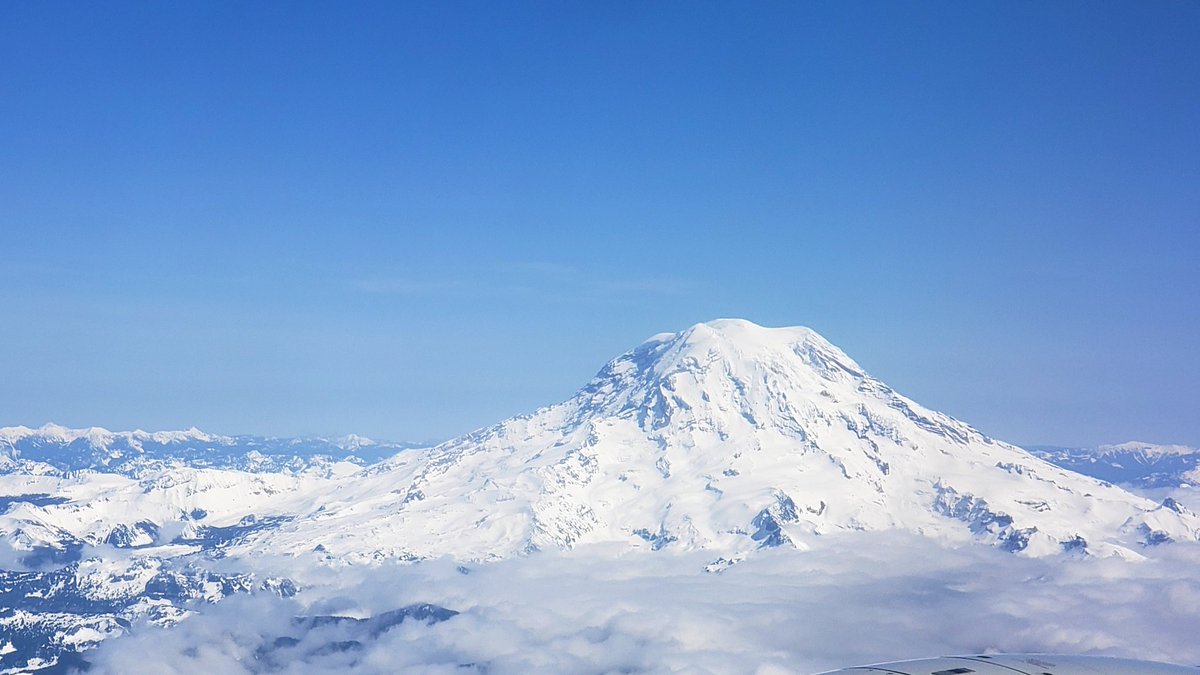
<box><xmin>85</xmin><ymin>533</ymin><xmax>1200</xmax><ymax>674</ymax></box>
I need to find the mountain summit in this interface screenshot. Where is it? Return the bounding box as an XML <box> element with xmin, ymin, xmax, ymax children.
<box><xmin>252</xmin><ymin>320</ymin><xmax>1199</xmax><ymax>562</ymax></box>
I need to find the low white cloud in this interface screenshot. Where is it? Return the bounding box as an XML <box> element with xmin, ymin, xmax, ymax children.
<box><xmin>84</xmin><ymin>533</ymin><xmax>1200</xmax><ymax>674</ymax></box>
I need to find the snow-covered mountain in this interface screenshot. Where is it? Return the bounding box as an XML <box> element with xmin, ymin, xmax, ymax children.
<box><xmin>240</xmin><ymin>319</ymin><xmax>1199</xmax><ymax>563</ymax></box>
<box><xmin>1027</xmin><ymin>442</ymin><xmax>1200</xmax><ymax>489</ymax></box>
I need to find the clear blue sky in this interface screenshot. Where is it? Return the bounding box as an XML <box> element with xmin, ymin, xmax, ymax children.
<box><xmin>2</xmin><ymin>2</ymin><xmax>1197</xmax><ymax>446</ymax></box>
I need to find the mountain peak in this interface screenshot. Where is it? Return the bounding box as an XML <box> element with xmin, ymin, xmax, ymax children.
<box><xmin>662</xmin><ymin>319</ymin><xmax>860</xmax><ymax>375</ymax></box>
<box><xmin>693</xmin><ymin>317</ymin><xmax>813</xmax><ymax>334</ymax></box>
<box><xmin>670</xmin><ymin>318</ymin><xmax>825</xmax><ymax>350</ymax></box>
<box><xmin>569</xmin><ymin>319</ymin><xmax>871</xmax><ymax>438</ymax></box>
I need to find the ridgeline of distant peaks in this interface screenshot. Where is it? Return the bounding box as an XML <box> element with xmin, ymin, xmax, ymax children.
<box><xmin>0</xmin><ymin>423</ymin><xmax>428</xmax><ymax>476</ymax></box>
<box><xmin>1026</xmin><ymin>442</ymin><xmax>1200</xmax><ymax>489</ymax></box>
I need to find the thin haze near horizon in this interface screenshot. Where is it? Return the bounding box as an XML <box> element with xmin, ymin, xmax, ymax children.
<box><xmin>2</xmin><ymin>2</ymin><xmax>1197</xmax><ymax>447</ymax></box>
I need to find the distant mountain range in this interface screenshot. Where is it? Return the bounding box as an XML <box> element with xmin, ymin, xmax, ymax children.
<box><xmin>1026</xmin><ymin>442</ymin><xmax>1200</xmax><ymax>489</ymax></box>
<box><xmin>0</xmin><ymin>319</ymin><xmax>1196</xmax><ymax>671</ymax></box>
<box><xmin>0</xmin><ymin>424</ymin><xmax>428</xmax><ymax>477</ymax></box>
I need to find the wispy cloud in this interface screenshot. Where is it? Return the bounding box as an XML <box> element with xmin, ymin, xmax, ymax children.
<box><xmin>352</xmin><ymin>278</ymin><xmax>468</xmax><ymax>296</ymax></box>
<box><xmin>352</xmin><ymin>262</ymin><xmax>695</xmax><ymax>301</ymax></box>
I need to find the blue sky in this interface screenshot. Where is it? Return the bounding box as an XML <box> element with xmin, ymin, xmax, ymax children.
<box><xmin>2</xmin><ymin>2</ymin><xmax>1197</xmax><ymax>446</ymax></box>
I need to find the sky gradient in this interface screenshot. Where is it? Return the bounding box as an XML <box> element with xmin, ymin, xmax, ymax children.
<box><xmin>2</xmin><ymin>2</ymin><xmax>1197</xmax><ymax>446</ymax></box>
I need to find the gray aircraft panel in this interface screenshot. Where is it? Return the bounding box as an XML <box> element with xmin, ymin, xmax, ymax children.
<box><xmin>814</xmin><ymin>657</ymin><xmax>1034</xmax><ymax>674</ymax></box>
<box><xmin>822</xmin><ymin>669</ymin><xmax>916</xmax><ymax>675</ymax></box>
<box><xmin>813</xmin><ymin>654</ymin><xmax>1200</xmax><ymax>675</ymax></box>
<box><xmin>963</xmin><ymin>654</ymin><xmax>1199</xmax><ymax>674</ymax></box>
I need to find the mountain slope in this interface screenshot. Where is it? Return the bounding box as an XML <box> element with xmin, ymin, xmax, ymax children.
<box><xmin>245</xmin><ymin>319</ymin><xmax>1198</xmax><ymax>562</ymax></box>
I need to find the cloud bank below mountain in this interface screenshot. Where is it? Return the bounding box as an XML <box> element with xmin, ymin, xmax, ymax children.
<box><xmin>84</xmin><ymin>533</ymin><xmax>1200</xmax><ymax>675</ymax></box>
